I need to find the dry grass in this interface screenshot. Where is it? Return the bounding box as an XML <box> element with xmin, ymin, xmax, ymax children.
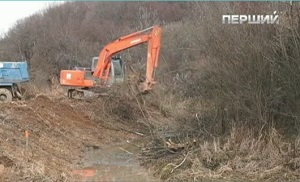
<box><xmin>139</xmin><ymin>126</ymin><xmax>300</xmax><ymax>181</ymax></box>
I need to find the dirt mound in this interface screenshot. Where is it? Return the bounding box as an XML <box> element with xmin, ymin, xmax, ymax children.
<box><xmin>0</xmin><ymin>95</ymin><xmax>138</xmax><ymax>181</ymax></box>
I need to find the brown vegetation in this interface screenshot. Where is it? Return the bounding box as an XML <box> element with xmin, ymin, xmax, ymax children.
<box><xmin>1</xmin><ymin>1</ymin><xmax>300</xmax><ymax>181</ymax></box>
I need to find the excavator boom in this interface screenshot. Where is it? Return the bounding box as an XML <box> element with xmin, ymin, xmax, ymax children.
<box><xmin>93</xmin><ymin>25</ymin><xmax>161</xmax><ymax>92</ymax></box>
<box><xmin>60</xmin><ymin>25</ymin><xmax>162</xmax><ymax>96</ymax></box>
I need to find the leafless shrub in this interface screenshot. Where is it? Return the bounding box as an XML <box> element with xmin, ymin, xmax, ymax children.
<box><xmin>153</xmin><ymin>2</ymin><xmax>300</xmax><ymax>135</ymax></box>
<box><xmin>136</xmin><ymin>2</ymin><xmax>300</xmax><ymax>181</ymax></box>
<box><xmin>140</xmin><ymin>126</ymin><xmax>300</xmax><ymax>181</ymax></box>
<box><xmin>2</xmin><ymin>1</ymin><xmax>300</xmax><ymax>181</ymax></box>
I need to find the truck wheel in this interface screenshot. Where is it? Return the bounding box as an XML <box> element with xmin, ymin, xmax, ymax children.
<box><xmin>0</xmin><ymin>88</ymin><xmax>13</xmax><ymax>103</ymax></box>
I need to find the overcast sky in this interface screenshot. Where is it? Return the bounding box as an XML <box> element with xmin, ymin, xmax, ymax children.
<box><xmin>0</xmin><ymin>1</ymin><xmax>63</xmax><ymax>36</ymax></box>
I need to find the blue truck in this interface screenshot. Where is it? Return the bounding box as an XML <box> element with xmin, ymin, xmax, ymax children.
<box><xmin>0</xmin><ymin>61</ymin><xmax>30</xmax><ymax>102</ymax></box>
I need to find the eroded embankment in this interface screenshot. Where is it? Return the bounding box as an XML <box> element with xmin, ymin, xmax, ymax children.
<box><xmin>0</xmin><ymin>95</ymin><xmax>139</xmax><ymax>181</ymax></box>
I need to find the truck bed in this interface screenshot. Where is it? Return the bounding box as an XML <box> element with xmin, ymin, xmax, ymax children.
<box><xmin>0</xmin><ymin>62</ymin><xmax>30</xmax><ymax>84</ymax></box>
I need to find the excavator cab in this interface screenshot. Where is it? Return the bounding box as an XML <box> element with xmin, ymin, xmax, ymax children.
<box><xmin>91</xmin><ymin>56</ymin><xmax>125</xmax><ymax>85</ymax></box>
<box><xmin>111</xmin><ymin>56</ymin><xmax>125</xmax><ymax>84</ymax></box>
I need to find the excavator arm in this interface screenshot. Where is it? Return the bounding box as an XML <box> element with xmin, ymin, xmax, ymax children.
<box><xmin>60</xmin><ymin>25</ymin><xmax>161</xmax><ymax>95</ymax></box>
<box><xmin>93</xmin><ymin>25</ymin><xmax>161</xmax><ymax>92</ymax></box>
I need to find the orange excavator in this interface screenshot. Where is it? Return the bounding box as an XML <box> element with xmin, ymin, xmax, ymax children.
<box><xmin>60</xmin><ymin>25</ymin><xmax>162</xmax><ymax>98</ymax></box>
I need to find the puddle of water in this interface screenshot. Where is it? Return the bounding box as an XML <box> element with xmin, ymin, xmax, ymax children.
<box><xmin>72</xmin><ymin>139</ymin><xmax>264</xmax><ymax>182</ymax></box>
<box><xmin>73</xmin><ymin>139</ymin><xmax>159</xmax><ymax>182</ymax></box>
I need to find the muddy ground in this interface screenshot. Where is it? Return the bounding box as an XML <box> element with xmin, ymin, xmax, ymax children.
<box><xmin>2</xmin><ymin>93</ymin><xmax>299</xmax><ymax>182</ymax></box>
<box><xmin>0</xmin><ymin>94</ymin><xmax>144</xmax><ymax>181</ymax></box>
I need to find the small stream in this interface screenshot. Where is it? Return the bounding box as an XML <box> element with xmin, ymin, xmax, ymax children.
<box><xmin>72</xmin><ymin>139</ymin><xmax>261</xmax><ymax>182</ymax></box>
<box><xmin>72</xmin><ymin>139</ymin><xmax>159</xmax><ymax>182</ymax></box>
